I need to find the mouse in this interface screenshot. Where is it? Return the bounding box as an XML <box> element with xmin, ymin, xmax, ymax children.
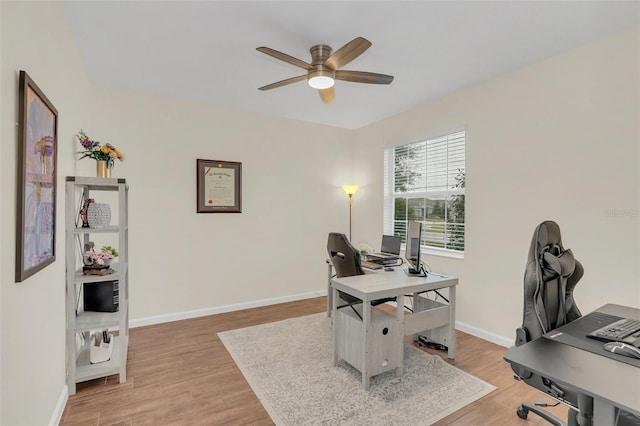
<box><xmin>384</xmin><ymin>267</ymin><xmax>394</xmax><ymax>272</ymax></box>
<box><xmin>603</xmin><ymin>341</ymin><xmax>640</xmax><ymax>359</ymax></box>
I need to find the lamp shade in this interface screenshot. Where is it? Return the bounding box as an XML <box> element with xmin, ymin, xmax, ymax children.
<box><xmin>342</xmin><ymin>185</ymin><xmax>359</xmax><ymax>196</ymax></box>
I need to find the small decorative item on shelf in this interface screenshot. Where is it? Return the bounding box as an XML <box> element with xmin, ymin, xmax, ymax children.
<box><xmin>83</xmin><ymin>242</ymin><xmax>95</xmax><ymax>265</ymax></box>
<box><xmin>76</xmin><ymin>129</ymin><xmax>124</xmax><ymax>178</ymax></box>
<box><xmin>86</xmin><ymin>202</ymin><xmax>111</xmax><ymax>228</ymax></box>
<box><xmin>84</xmin><ymin>245</ymin><xmax>116</xmax><ymax>265</ymax></box>
<box><xmin>80</xmin><ymin>198</ymin><xmax>94</xmax><ymax>228</ymax></box>
<box><xmin>83</xmin><ymin>243</ymin><xmax>117</xmax><ymax>274</ymax></box>
<box><xmin>100</xmin><ymin>246</ymin><xmax>119</xmax><ymax>259</ymax></box>
<box><xmin>82</xmin><ymin>265</ymin><xmax>114</xmax><ymax>276</ymax></box>
<box><xmin>90</xmin><ymin>330</ymin><xmax>114</xmax><ymax>364</ymax></box>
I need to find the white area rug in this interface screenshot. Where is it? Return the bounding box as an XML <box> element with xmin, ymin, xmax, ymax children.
<box><xmin>218</xmin><ymin>313</ymin><xmax>495</xmax><ymax>425</ymax></box>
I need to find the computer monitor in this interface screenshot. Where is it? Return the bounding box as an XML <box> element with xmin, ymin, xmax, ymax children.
<box><xmin>381</xmin><ymin>234</ymin><xmax>401</xmax><ymax>255</ymax></box>
<box><xmin>405</xmin><ymin>221</ymin><xmax>423</xmax><ymax>275</ymax></box>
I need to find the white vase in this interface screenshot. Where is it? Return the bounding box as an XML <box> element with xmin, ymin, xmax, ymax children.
<box><xmin>87</xmin><ymin>203</ymin><xmax>111</xmax><ymax>228</ymax></box>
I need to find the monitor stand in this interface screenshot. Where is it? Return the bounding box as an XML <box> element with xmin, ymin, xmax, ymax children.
<box><xmin>404</xmin><ymin>267</ymin><xmax>426</xmax><ymax>277</ymax></box>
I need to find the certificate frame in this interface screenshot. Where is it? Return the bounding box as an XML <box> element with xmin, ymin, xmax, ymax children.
<box><xmin>197</xmin><ymin>159</ymin><xmax>242</xmax><ymax>213</ymax></box>
<box><xmin>16</xmin><ymin>70</ymin><xmax>58</xmax><ymax>282</ymax></box>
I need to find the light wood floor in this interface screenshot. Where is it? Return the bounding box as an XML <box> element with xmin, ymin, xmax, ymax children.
<box><xmin>61</xmin><ymin>297</ymin><xmax>569</xmax><ymax>425</ymax></box>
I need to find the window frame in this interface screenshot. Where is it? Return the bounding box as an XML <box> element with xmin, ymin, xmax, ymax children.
<box><xmin>383</xmin><ymin>129</ymin><xmax>466</xmax><ymax>259</ymax></box>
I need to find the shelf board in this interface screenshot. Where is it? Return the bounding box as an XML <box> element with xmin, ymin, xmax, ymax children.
<box><xmin>73</xmin><ymin>225</ymin><xmax>121</xmax><ymax>234</ymax></box>
<box><xmin>66</xmin><ymin>176</ymin><xmax>127</xmax><ymax>191</ymax></box>
<box><xmin>74</xmin><ymin>311</ymin><xmax>120</xmax><ymax>331</ymax></box>
<box><xmin>75</xmin><ymin>336</ymin><xmax>122</xmax><ymax>382</ymax></box>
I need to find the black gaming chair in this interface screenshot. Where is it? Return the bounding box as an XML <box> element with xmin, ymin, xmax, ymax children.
<box><xmin>326</xmin><ymin>232</ymin><xmax>394</xmax><ymax>318</ymax></box>
<box><xmin>512</xmin><ymin>221</ymin><xmax>588</xmax><ymax>425</ymax></box>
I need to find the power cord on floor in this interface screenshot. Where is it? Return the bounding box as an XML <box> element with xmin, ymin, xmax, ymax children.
<box><xmin>417</xmin><ymin>335</ymin><xmax>448</xmax><ymax>351</ymax></box>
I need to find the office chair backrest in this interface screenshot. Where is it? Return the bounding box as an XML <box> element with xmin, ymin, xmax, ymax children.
<box><xmin>517</xmin><ymin>220</ymin><xmax>583</xmax><ymax>345</ymax></box>
<box><xmin>327</xmin><ymin>232</ymin><xmax>364</xmax><ymax>278</ymax></box>
<box><xmin>509</xmin><ymin>221</ymin><xmax>588</xmax><ymax>423</ymax></box>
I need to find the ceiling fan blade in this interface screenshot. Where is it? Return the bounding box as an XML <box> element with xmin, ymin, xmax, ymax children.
<box><xmin>258</xmin><ymin>75</ymin><xmax>307</xmax><ymax>91</ymax></box>
<box><xmin>319</xmin><ymin>87</ymin><xmax>335</xmax><ymax>104</ymax></box>
<box><xmin>334</xmin><ymin>70</ymin><xmax>394</xmax><ymax>84</ymax></box>
<box><xmin>324</xmin><ymin>37</ymin><xmax>372</xmax><ymax>70</ymax></box>
<box><xmin>256</xmin><ymin>47</ymin><xmax>313</xmax><ymax>71</ymax></box>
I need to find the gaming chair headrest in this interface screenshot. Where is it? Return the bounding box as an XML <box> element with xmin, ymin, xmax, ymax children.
<box><xmin>529</xmin><ymin>220</ymin><xmax>563</xmax><ymax>258</ymax></box>
<box><xmin>529</xmin><ymin>220</ymin><xmax>577</xmax><ymax>281</ymax></box>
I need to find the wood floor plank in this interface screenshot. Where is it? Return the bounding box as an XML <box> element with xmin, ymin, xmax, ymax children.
<box><xmin>61</xmin><ymin>297</ymin><xmax>569</xmax><ymax>425</ymax></box>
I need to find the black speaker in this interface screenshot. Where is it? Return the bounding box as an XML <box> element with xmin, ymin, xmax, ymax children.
<box><xmin>84</xmin><ymin>280</ymin><xmax>119</xmax><ymax>312</ymax></box>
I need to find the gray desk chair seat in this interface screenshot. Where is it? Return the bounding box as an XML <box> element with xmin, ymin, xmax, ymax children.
<box><xmin>327</xmin><ymin>232</ymin><xmax>395</xmax><ymax>319</ymax></box>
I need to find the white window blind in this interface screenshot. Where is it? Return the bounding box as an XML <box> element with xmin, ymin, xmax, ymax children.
<box><xmin>384</xmin><ymin>130</ymin><xmax>465</xmax><ymax>254</ymax></box>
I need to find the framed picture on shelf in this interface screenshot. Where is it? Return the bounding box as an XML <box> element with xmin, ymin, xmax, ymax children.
<box><xmin>196</xmin><ymin>159</ymin><xmax>242</xmax><ymax>213</ymax></box>
<box><xmin>16</xmin><ymin>70</ymin><xmax>58</xmax><ymax>282</ymax></box>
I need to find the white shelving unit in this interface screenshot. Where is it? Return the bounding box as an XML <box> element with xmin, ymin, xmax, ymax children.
<box><xmin>65</xmin><ymin>176</ymin><xmax>129</xmax><ymax>395</ymax></box>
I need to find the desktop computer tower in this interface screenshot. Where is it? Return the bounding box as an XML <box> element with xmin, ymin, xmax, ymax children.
<box><xmin>84</xmin><ymin>280</ymin><xmax>119</xmax><ymax>312</ymax></box>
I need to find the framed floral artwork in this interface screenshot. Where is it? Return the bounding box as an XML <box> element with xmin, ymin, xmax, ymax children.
<box><xmin>16</xmin><ymin>70</ymin><xmax>58</xmax><ymax>282</ymax></box>
<box><xmin>197</xmin><ymin>159</ymin><xmax>242</xmax><ymax>213</ymax></box>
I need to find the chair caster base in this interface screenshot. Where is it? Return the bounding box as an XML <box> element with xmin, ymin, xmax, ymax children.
<box><xmin>517</xmin><ymin>405</ymin><xmax>529</xmax><ymax>420</ymax></box>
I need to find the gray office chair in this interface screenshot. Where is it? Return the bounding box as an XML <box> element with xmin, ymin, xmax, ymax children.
<box><xmin>512</xmin><ymin>221</ymin><xmax>588</xmax><ymax>426</ymax></box>
<box><xmin>326</xmin><ymin>232</ymin><xmax>394</xmax><ymax>319</ymax></box>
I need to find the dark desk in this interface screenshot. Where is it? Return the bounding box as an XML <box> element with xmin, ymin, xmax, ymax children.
<box><xmin>505</xmin><ymin>304</ymin><xmax>640</xmax><ymax>425</ymax></box>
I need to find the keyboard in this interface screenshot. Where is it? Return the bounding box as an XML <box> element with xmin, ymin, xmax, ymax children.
<box><xmin>361</xmin><ymin>261</ymin><xmax>383</xmax><ymax>270</ymax></box>
<box><xmin>588</xmin><ymin>318</ymin><xmax>640</xmax><ymax>343</ymax></box>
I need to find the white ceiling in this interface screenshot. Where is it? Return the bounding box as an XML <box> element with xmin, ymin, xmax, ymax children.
<box><xmin>62</xmin><ymin>1</ymin><xmax>640</xmax><ymax>130</ymax></box>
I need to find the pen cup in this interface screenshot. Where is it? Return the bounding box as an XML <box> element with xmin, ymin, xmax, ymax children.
<box><xmin>89</xmin><ymin>333</ymin><xmax>114</xmax><ymax>364</ymax></box>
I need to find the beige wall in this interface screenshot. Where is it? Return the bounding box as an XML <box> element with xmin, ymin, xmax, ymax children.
<box><xmin>353</xmin><ymin>26</ymin><xmax>640</xmax><ymax>342</ymax></box>
<box><xmin>0</xmin><ymin>1</ymin><xmax>92</xmax><ymax>424</ymax></box>
<box><xmin>87</xmin><ymin>84</ymin><xmax>353</xmax><ymax>321</ymax></box>
<box><xmin>1</xmin><ymin>1</ymin><xmax>638</xmax><ymax>423</ymax></box>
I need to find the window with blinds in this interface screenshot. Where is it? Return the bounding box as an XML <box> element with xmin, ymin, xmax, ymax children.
<box><xmin>384</xmin><ymin>130</ymin><xmax>465</xmax><ymax>254</ymax></box>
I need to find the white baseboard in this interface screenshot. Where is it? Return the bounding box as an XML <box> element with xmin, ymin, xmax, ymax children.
<box><xmin>130</xmin><ymin>290</ymin><xmax>515</xmax><ymax>348</ymax></box>
<box><xmin>455</xmin><ymin>320</ymin><xmax>513</xmax><ymax>348</ymax></box>
<box><xmin>130</xmin><ymin>290</ymin><xmax>326</xmax><ymax>328</ymax></box>
<box><xmin>50</xmin><ymin>385</ymin><xmax>68</xmax><ymax>426</ymax></box>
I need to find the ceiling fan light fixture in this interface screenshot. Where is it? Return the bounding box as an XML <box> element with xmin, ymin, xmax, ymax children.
<box><xmin>257</xmin><ymin>37</ymin><xmax>393</xmax><ymax>103</ymax></box>
<box><xmin>308</xmin><ymin>69</ymin><xmax>334</xmax><ymax>89</ymax></box>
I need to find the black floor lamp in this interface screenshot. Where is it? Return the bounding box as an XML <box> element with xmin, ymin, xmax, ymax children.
<box><xmin>342</xmin><ymin>185</ymin><xmax>359</xmax><ymax>241</ymax></box>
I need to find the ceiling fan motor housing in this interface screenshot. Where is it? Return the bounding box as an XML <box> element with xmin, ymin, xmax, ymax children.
<box><xmin>308</xmin><ymin>45</ymin><xmax>335</xmax><ymax>88</ymax></box>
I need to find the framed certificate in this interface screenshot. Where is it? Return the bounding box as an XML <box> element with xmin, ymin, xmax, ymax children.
<box><xmin>197</xmin><ymin>159</ymin><xmax>242</xmax><ymax>213</ymax></box>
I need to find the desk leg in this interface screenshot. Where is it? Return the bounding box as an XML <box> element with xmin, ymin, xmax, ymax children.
<box><xmin>395</xmin><ymin>295</ymin><xmax>405</xmax><ymax>377</ymax></box>
<box><xmin>362</xmin><ymin>301</ymin><xmax>372</xmax><ymax>390</ymax></box>
<box><xmin>411</xmin><ymin>292</ymin><xmax>420</xmax><ymax>342</ymax></box>
<box><xmin>332</xmin><ymin>285</ymin><xmax>340</xmax><ymax>367</ymax></box>
<box><xmin>327</xmin><ymin>263</ymin><xmax>333</xmax><ymax>317</ymax></box>
<box><xmin>592</xmin><ymin>397</ymin><xmax>613</xmax><ymax>426</ymax></box>
<box><xmin>447</xmin><ymin>286</ymin><xmax>456</xmax><ymax>360</ymax></box>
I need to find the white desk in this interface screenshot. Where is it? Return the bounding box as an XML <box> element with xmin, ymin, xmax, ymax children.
<box><xmin>330</xmin><ymin>267</ymin><xmax>458</xmax><ymax>390</ymax></box>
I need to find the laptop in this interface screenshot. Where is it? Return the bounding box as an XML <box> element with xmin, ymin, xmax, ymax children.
<box><xmin>367</xmin><ymin>235</ymin><xmax>401</xmax><ymax>262</ymax></box>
